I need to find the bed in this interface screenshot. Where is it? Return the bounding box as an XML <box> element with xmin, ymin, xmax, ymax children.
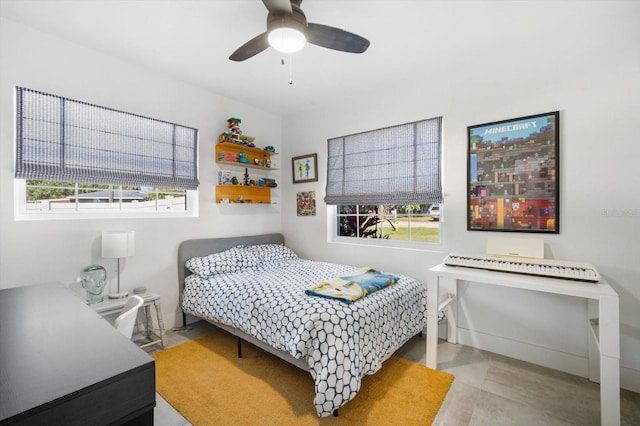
<box><xmin>178</xmin><ymin>233</ymin><xmax>427</xmax><ymax>417</ymax></box>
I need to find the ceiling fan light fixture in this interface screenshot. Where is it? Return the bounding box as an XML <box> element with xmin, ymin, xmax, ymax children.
<box><xmin>268</xmin><ymin>27</ymin><xmax>306</xmax><ymax>53</ymax></box>
<box><xmin>229</xmin><ymin>1</ymin><xmax>369</xmax><ymax>62</ymax></box>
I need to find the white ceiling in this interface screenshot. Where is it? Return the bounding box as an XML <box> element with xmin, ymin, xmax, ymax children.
<box><xmin>1</xmin><ymin>0</ymin><xmax>638</xmax><ymax>117</ymax></box>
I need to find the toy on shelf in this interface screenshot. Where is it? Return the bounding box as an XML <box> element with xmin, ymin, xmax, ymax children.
<box><xmin>218</xmin><ymin>117</ymin><xmax>256</xmax><ymax>147</ymax></box>
<box><xmin>237</xmin><ymin>151</ymin><xmax>250</xmax><ymax>164</ymax></box>
<box><xmin>218</xmin><ymin>151</ymin><xmax>237</xmax><ymax>162</ymax></box>
<box><xmin>227</xmin><ymin>117</ymin><xmax>242</xmax><ymax>140</ymax></box>
<box><xmin>262</xmin><ymin>178</ymin><xmax>277</xmax><ymax>188</ymax></box>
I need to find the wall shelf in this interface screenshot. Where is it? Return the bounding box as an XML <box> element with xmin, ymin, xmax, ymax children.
<box><xmin>216</xmin><ymin>185</ymin><xmax>272</xmax><ymax>204</ymax></box>
<box><xmin>217</xmin><ymin>160</ymin><xmax>279</xmax><ymax>171</ymax></box>
<box><xmin>216</xmin><ymin>142</ymin><xmax>278</xmax><ymax>170</ymax></box>
<box><xmin>215</xmin><ymin>142</ymin><xmax>279</xmax><ymax>204</ymax></box>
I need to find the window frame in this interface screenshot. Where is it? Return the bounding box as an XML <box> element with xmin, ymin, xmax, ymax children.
<box><xmin>14</xmin><ymin>179</ymin><xmax>199</xmax><ymax>221</ymax></box>
<box><xmin>328</xmin><ymin>204</ymin><xmax>444</xmax><ymax>249</ymax></box>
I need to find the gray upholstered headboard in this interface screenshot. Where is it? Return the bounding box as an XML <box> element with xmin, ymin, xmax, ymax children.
<box><xmin>177</xmin><ymin>233</ymin><xmax>285</xmax><ymax>325</ymax></box>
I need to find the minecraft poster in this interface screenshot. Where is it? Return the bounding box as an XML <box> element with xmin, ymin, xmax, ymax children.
<box><xmin>467</xmin><ymin>112</ymin><xmax>559</xmax><ymax>233</ymax></box>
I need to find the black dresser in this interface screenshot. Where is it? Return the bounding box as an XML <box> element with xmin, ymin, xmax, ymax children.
<box><xmin>0</xmin><ymin>283</ymin><xmax>155</xmax><ymax>425</ymax></box>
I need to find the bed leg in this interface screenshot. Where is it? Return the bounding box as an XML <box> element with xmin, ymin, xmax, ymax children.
<box><xmin>333</xmin><ymin>409</ymin><xmax>339</xmax><ymax>417</ymax></box>
<box><xmin>237</xmin><ymin>337</ymin><xmax>243</xmax><ymax>358</ymax></box>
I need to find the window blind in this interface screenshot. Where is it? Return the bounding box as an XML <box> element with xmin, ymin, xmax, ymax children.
<box><xmin>15</xmin><ymin>87</ymin><xmax>199</xmax><ymax>190</ymax></box>
<box><xmin>324</xmin><ymin>117</ymin><xmax>443</xmax><ymax>205</ymax></box>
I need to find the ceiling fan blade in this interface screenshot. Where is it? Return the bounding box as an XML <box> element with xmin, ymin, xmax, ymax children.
<box><xmin>307</xmin><ymin>23</ymin><xmax>370</xmax><ymax>54</ymax></box>
<box><xmin>229</xmin><ymin>32</ymin><xmax>270</xmax><ymax>61</ymax></box>
<box><xmin>262</xmin><ymin>0</ymin><xmax>292</xmax><ymax>14</ymax></box>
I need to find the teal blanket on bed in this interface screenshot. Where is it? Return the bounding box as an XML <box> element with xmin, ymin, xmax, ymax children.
<box><xmin>305</xmin><ymin>267</ymin><xmax>400</xmax><ymax>304</ymax></box>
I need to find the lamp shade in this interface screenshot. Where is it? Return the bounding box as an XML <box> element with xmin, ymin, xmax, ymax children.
<box><xmin>101</xmin><ymin>231</ymin><xmax>135</xmax><ymax>259</ymax></box>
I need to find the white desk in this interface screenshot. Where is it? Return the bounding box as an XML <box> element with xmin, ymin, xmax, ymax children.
<box><xmin>91</xmin><ymin>292</ymin><xmax>166</xmax><ymax>350</ymax></box>
<box><xmin>427</xmin><ymin>264</ymin><xmax>620</xmax><ymax>426</ymax></box>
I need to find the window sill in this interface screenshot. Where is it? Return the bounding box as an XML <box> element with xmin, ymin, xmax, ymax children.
<box><xmin>14</xmin><ymin>209</ymin><xmax>198</xmax><ymax>221</ymax></box>
<box><xmin>329</xmin><ymin>236</ymin><xmax>443</xmax><ymax>252</ymax></box>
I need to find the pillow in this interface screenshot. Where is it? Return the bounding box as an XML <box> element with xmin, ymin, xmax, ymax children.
<box><xmin>245</xmin><ymin>243</ymin><xmax>298</xmax><ymax>265</ymax></box>
<box><xmin>185</xmin><ymin>245</ymin><xmax>260</xmax><ymax>277</ymax></box>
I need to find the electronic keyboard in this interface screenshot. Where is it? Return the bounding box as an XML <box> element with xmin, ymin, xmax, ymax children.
<box><xmin>443</xmin><ymin>253</ymin><xmax>600</xmax><ymax>283</ymax></box>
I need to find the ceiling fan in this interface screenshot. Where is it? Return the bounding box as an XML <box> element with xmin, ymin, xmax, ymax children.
<box><xmin>229</xmin><ymin>0</ymin><xmax>370</xmax><ymax>61</ymax></box>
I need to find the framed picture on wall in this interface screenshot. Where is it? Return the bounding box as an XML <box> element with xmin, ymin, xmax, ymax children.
<box><xmin>297</xmin><ymin>191</ymin><xmax>316</xmax><ymax>216</ymax></box>
<box><xmin>467</xmin><ymin>111</ymin><xmax>560</xmax><ymax>233</ymax></box>
<box><xmin>292</xmin><ymin>153</ymin><xmax>318</xmax><ymax>183</ymax></box>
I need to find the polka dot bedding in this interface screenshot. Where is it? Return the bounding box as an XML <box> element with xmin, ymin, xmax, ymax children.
<box><xmin>184</xmin><ymin>244</ymin><xmax>299</xmax><ymax>277</ymax></box>
<box><xmin>182</xmin><ymin>257</ymin><xmax>427</xmax><ymax>417</ymax></box>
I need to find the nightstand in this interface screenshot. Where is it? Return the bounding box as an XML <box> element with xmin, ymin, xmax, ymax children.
<box><xmin>91</xmin><ymin>292</ymin><xmax>166</xmax><ymax>350</ymax></box>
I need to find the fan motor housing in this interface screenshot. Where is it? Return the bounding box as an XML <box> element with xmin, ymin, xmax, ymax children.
<box><xmin>267</xmin><ymin>7</ymin><xmax>308</xmax><ymax>35</ymax></box>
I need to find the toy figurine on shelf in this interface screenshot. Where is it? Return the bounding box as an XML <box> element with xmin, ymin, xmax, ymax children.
<box><xmin>238</xmin><ymin>151</ymin><xmax>249</xmax><ymax>164</ymax></box>
<box><xmin>218</xmin><ymin>117</ymin><xmax>256</xmax><ymax>147</ymax></box>
<box><xmin>241</xmin><ymin>136</ymin><xmax>256</xmax><ymax>147</ymax></box>
<box><xmin>243</xmin><ymin>168</ymin><xmax>249</xmax><ymax>186</ymax></box>
<box><xmin>227</xmin><ymin>117</ymin><xmax>242</xmax><ymax>142</ymax></box>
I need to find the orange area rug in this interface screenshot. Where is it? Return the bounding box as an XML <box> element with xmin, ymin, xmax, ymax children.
<box><xmin>153</xmin><ymin>330</ymin><xmax>453</xmax><ymax>425</ymax></box>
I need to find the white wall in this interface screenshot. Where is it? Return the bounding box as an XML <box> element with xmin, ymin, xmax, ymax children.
<box><xmin>279</xmin><ymin>4</ymin><xmax>640</xmax><ymax>392</ymax></box>
<box><xmin>0</xmin><ymin>19</ymin><xmax>282</xmax><ymax>328</ymax></box>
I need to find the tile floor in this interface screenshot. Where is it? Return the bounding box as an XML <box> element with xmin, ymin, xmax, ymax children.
<box><xmin>147</xmin><ymin>321</ymin><xmax>640</xmax><ymax>425</ymax></box>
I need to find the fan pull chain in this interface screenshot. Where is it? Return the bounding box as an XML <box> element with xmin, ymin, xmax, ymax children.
<box><xmin>289</xmin><ymin>54</ymin><xmax>294</xmax><ymax>85</ymax></box>
<box><xmin>280</xmin><ymin>55</ymin><xmax>294</xmax><ymax>85</ymax></box>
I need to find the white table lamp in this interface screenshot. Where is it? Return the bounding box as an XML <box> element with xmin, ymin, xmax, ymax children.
<box><xmin>102</xmin><ymin>230</ymin><xmax>135</xmax><ymax>299</ymax></box>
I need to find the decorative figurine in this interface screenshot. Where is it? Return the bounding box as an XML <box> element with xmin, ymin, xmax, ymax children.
<box><xmin>219</xmin><ymin>117</ymin><xmax>256</xmax><ymax>147</ymax></box>
<box><xmin>238</xmin><ymin>151</ymin><xmax>249</xmax><ymax>164</ymax></box>
<box><xmin>227</xmin><ymin>117</ymin><xmax>242</xmax><ymax>142</ymax></box>
<box><xmin>81</xmin><ymin>264</ymin><xmax>107</xmax><ymax>304</ymax></box>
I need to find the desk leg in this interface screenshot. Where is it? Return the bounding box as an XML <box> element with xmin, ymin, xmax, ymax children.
<box><xmin>598</xmin><ymin>295</ymin><xmax>620</xmax><ymax>426</ymax></box>
<box><xmin>443</xmin><ymin>277</ymin><xmax>458</xmax><ymax>344</ymax></box>
<box><xmin>600</xmin><ymin>355</ymin><xmax>620</xmax><ymax>426</ymax></box>
<box><xmin>587</xmin><ymin>299</ymin><xmax>600</xmax><ymax>383</ymax></box>
<box><xmin>426</xmin><ymin>272</ymin><xmax>439</xmax><ymax>369</ymax></box>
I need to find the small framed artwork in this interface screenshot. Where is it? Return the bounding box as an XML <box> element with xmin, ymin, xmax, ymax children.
<box><xmin>292</xmin><ymin>153</ymin><xmax>318</xmax><ymax>183</ymax></box>
<box><xmin>467</xmin><ymin>111</ymin><xmax>560</xmax><ymax>233</ymax></box>
<box><xmin>217</xmin><ymin>170</ymin><xmax>232</xmax><ymax>185</ymax></box>
<box><xmin>297</xmin><ymin>191</ymin><xmax>316</xmax><ymax>216</ymax></box>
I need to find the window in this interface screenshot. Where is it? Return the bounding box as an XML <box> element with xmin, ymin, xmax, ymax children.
<box><xmin>19</xmin><ymin>181</ymin><xmax>188</xmax><ymax>214</ymax></box>
<box><xmin>336</xmin><ymin>204</ymin><xmax>441</xmax><ymax>243</ymax></box>
<box><xmin>14</xmin><ymin>87</ymin><xmax>199</xmax><ymax>219</ymax></box>
<box><xmin>326</xmin><ymin>117</ymin><xmax>443</xmax><ymax>244</ymax></box>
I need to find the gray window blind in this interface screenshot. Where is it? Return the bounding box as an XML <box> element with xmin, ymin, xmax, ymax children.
<box><xmin>15</xmin><ymin>87</ymin><xmax>199</xmax><ymax>190</ymax></box>
<box><xmin>324</xmin><ymin>117</ymin><xmax>442</xmax><ymax>205</ymax></box>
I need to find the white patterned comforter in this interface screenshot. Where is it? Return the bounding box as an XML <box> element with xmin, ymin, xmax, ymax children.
<box><xmin>181</xmin><ymin>258</ymin><xmax>427</xmax><ymax>417</ymax></box>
